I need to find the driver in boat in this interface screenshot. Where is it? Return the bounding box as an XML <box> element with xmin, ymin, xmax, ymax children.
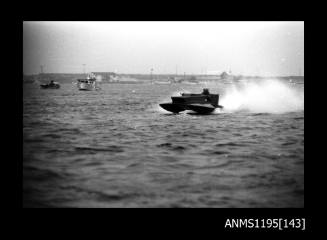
<box><xmin>202</xmin><ymin>88</ymin><xmax>210</xmax><ymax>95</ymax></box>
<box><xmin>50</xmin><ymin>80</ymin><xmax>55</xmax><ymax>86</ymax></box>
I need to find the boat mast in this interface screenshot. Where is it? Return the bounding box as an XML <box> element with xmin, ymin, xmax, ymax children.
<box><xmin>39</xmin><ymin>65</ymin><xmax>44</xmax><ymax>81</ymax></box>
<box><xmin>83</xmin><ymin>64</ymin><xmax>86</xmax><ymax>76</ymax></box>
<box><xmin>150</xmin><ymin>68</ymin><xmax>153</xmax><ymax>82</ymax></box>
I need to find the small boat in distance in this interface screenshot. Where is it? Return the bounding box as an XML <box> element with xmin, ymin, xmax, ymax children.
<box><xmin>40</xmin><ymin>80</ymin><xmax>60</xmax><ymax>89</ymax></box>
<box><xmin>160</xmin><ymin>88</ymin><xmax>223</xmax><ymax>114</ymax></box>
<box><xmin>77</xmin><ymin>73</ymin><xmax>99</xmax><ymax>91</ymax></box>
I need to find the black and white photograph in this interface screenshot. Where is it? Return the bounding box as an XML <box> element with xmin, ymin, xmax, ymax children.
<box><xmin>23</xmin><ymin>21</ymin><xmax>304</xmax><ymax>208</ymax></box>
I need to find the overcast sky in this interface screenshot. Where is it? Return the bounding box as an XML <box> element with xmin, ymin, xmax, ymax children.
<box><xmin>23</xmin><ymin>21</ymin><xmax>304</xmax><ymax>76</ymax></box>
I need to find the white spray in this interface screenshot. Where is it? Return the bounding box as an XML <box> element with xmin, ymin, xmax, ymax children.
<box><xmin>219</xmin><ymin>79</ymin><xmax>304</xmax><ymax>114</ymax></box>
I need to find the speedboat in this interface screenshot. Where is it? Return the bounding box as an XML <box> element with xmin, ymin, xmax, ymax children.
<box><xmin>40</xmin><ymin>80</ymin><xmax>60</xmax><ymax>89</ymax></box>
<box><xmin>77</xmin><ymin>73</ymin><xmax>99</xmax><ymax>91</ymax></box>
<box><xmin>160</xmin><ymin>88</ymin><xmax>223</xmax><ymax>114</ymax></box>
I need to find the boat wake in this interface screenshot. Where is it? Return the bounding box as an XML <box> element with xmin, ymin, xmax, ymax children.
<box><xmin>220</xmin><ymin>79</ymin><xmax>304</xmax><ymax>114</ymax></box>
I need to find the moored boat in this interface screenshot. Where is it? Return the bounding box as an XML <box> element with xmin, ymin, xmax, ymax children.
<box><xmin>40</xmin><ymin>80</ymin><xmax>60</xmax><ymax>89</ymax></box>
<box><xmin>77</xmin><ymin>73</ymin><xmax>99</xmax><ymax>91</ymax></box>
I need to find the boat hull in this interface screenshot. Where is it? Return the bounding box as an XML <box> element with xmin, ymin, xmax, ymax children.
<box><xmin>40</xmin><ymin>84</ymin><xmax>60</xmax><ymax>89</ymax></box>
<box><xmin>186</xmin><ymin>104</ymin><xmax>216</xmax><ymax>114</ymax></box>
<box><xmin>160</xmin><ymin>103</ymin><xmax>217</xmax><ymax>114</ymax></box>
<box><xmin>77</xmin><ymin>82</ymin><xmax>95</xmax><ymax>91</ymax></box>
<box><xmin>159</xmin><ymin>103</ymin><xmax>187</xmax><ymax>113</ymax></box>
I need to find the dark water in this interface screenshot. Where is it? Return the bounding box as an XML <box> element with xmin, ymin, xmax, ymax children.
<box><xmin>23</xmin><ymin>80</ymin><xmax>304</xmax><ymax>207</ymax></box>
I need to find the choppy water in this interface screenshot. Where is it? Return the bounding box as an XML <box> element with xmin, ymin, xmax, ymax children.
<box><xmin>23</xmin><ymin>79</ymin><xmax>304</xmax><ymax>207</ymax></box>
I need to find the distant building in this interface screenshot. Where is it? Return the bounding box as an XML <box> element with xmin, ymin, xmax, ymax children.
<box><xmin>220</xmin><ymin>71</ymin><xmax>229</xmax><ymax>79</ymax></box>
<box><xmin>92</xmin><ymin>72</ymin><xmax>118</xmax><ymax>82</ymax></box>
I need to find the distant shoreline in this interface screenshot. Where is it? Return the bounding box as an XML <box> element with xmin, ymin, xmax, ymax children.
<box><xmin>23</xmin><ymin>73</ymin><xmax>304</xmax><ymax>84</ymax></box>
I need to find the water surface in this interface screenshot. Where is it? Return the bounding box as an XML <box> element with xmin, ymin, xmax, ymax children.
<box><xmin>23</xmin><ymin>80</ymin><xmax>304</xmax><ymax>207</ymax></box>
